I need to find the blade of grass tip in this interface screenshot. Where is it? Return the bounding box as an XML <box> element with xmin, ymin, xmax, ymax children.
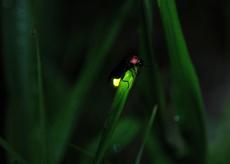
<box><xmin>33</xmin><ymin>28</ymin><xmax>47</xmax><ymax>164</ymax></box>
<box><xmin>28</xmin><ymin>0</ymin><xmax>48</xmax><ymax>162</ymax></box>
<box><xmin>157</xmin><ymin>0</ymin><xmax>206</xmax><ymax>162</ymax></box>
<box><xmin>0</xmin><ymin>137</ymin><xmax>27</xmax><ymax>164</ymax></box>
<box><xmin>49</xmin><ymin>0</ymin><xmax>136</xmax><ymax>163</ymax></box>
<box><xmin>93</xmin><ymin>68</ymin><xmax>138</xmax><ymax>164</ymax></box>
<box><xmin>135</xmin><ymin>105</ymin><xmax>158</xmax><ymax>164</ymax></box>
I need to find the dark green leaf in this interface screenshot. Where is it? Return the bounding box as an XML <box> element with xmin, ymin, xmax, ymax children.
<box><xmin>135</xmin><ymin>106</ymin><xmax>157</xmax><ymax>164</ymax></box>
<box><xmin>157</xmin><ymin>0</ymin><xmax>207</xmax><ymax>163</ymax></box>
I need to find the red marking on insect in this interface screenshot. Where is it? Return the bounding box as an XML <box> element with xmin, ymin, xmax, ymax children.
<box><xmin>129</xmin><ymin>55</ymin><xmax>139</xmax><ymax>65</ymax></box>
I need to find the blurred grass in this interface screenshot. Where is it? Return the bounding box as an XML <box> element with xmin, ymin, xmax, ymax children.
<box><xmin>135</xmin><ymin>105</ymin><xmax>157</xmax><ymax>164</ymax></box>
<box><xmin>79</xmin><ymin>118</ymin><xmax>140</xmax><ymax>164</ymax></box>
<box><xmin>208</xmin><ymin>97</ymin><xmax>230</xmax><ymax>164</ymax></box>
<box><xmin>146</xmin><ymin>133</ymin><xmax>172</xmax><ymax>164</ymax></box>
<box><xmin>139</xmin><ymin>0</ymin><xmax>181</xmax><ymax>162</ymax></box>
<box><xmin>2</xmin><ymin>0</ymin><xmax>47</xmax><ymax>163</ymax></box>
<box><xmin>33</xmin><ymin>29</ymin><xmax>47</xmax><ymax>164</ymax></box>
<box><xmin>140</xmin><ymin>0</ymin><xmax>167</xmax><ymax>119</ymax></box>
<box><xmin>157</xmin><ymin>0</ymin><xmax>206</xmax><ymax>163</ymax></box>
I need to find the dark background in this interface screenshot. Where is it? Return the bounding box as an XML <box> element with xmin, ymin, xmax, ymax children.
<box><xmin>1</xmin><ymin>0</ymin><xmax>230</xmax><ymax>163</ymax></box>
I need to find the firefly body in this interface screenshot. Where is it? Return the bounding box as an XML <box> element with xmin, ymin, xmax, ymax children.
<box><xmin>109</xmin><ymin>55</ymin><xmax>143</xmax><ymax>87</ymax></box>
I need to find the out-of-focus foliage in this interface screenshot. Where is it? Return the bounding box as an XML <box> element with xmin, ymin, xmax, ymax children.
<box><xmin>208</xmin><ymin>95</ymin><xmax>230</xmax><ymax>164</ymax></box>
<box><xmin>1</xmin><ymin>0</ymin><xmax>229</xmax><ymax>164</ymax></box>
<box><xmin>157</xmin><ymin>0</ymin><xmax>206</xmax><ymax>163</ymax></box>
<box><xmin>80</xmin><ymin>118</ymin><xmax>140</xmax><ymax>164</ymax></box>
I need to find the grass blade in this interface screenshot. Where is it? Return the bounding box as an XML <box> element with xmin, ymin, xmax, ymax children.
<box><xmin>0</xmin><ymin>137</ymin><xmax>27</xmax><ymax>164</ymax></box>
<box><xmin>33</xmin><ymin>29</ymin><xmax>47</xmax><ymax>164</ymax></box>
<box><xmin>49</xmin><ymin>0</ymin><xmax>136</xmax><ymax>162</ymax></box>
<box><xmin>93</xmin><ymin>68</ymin><xmax>138</xmax><ymax>164</ymax></box>
<box><xmin>140</xmin><ymin>0</ymin><xmax>168</xmax><ymax>134</ymax></box>
<box><xmin>2</xmin><ymin>1</ymin><xmax>47</xmax><ymax>163</ymax></box>
<box><xmin>139</xmin><ymin>0</ymin><xmax>177</xmax><ymax>161</ymax></box>
<box><xmin>157</xmin><ymin>0</ymin><xmax>207</xmax><ymax>162</ymax></box>
<box><xmin>135</xmin><ymin>105</ymin><xmax>158</xmax><ymax>164</ymax></box>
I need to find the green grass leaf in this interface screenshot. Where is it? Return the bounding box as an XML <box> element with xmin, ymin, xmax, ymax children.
<box><xmin>139</xmin><ymin>0</ymin><xmax>176</xmax><ymax>162</ymax></box>
<box><xmin>135</xmin><ymin>105</ymin><xmax>157</xmax><ymax>164</ymax></box>
<box><xmin>157</xmin><ymin>0</ymin><xmax>207</xmax><ymax>163</ymax></box>
<box><xmin>33</xmin><ymin>29</ymin><xmax>47</xmax><ymax>164</ymax></box>
<box><xmin>93</xmin><ymin>69</ymin><xmax>138</xmax><ymax>164</ymax></box>
<box><xmin>139</xmin><ymin>0</ymin><xmax>170</xmax><ymax>131</ymax></box>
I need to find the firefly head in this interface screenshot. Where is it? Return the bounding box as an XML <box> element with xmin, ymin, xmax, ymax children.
<box><xmin>129</xmin><ymin>55</ymin><xmax>143</xmax><ymax>67</ymax></box>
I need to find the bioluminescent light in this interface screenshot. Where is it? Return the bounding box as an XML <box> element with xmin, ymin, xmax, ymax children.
<box><xmin>113</xmin><ymin>78</ymin><xmax>121</xmax><ymax>87</ymax></box>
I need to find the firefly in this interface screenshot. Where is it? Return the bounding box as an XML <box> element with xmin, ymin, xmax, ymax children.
<box><xmin>109</xmin><ymin>54</ymin><xmax>143</xmax><ymax>87</ymax></box>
